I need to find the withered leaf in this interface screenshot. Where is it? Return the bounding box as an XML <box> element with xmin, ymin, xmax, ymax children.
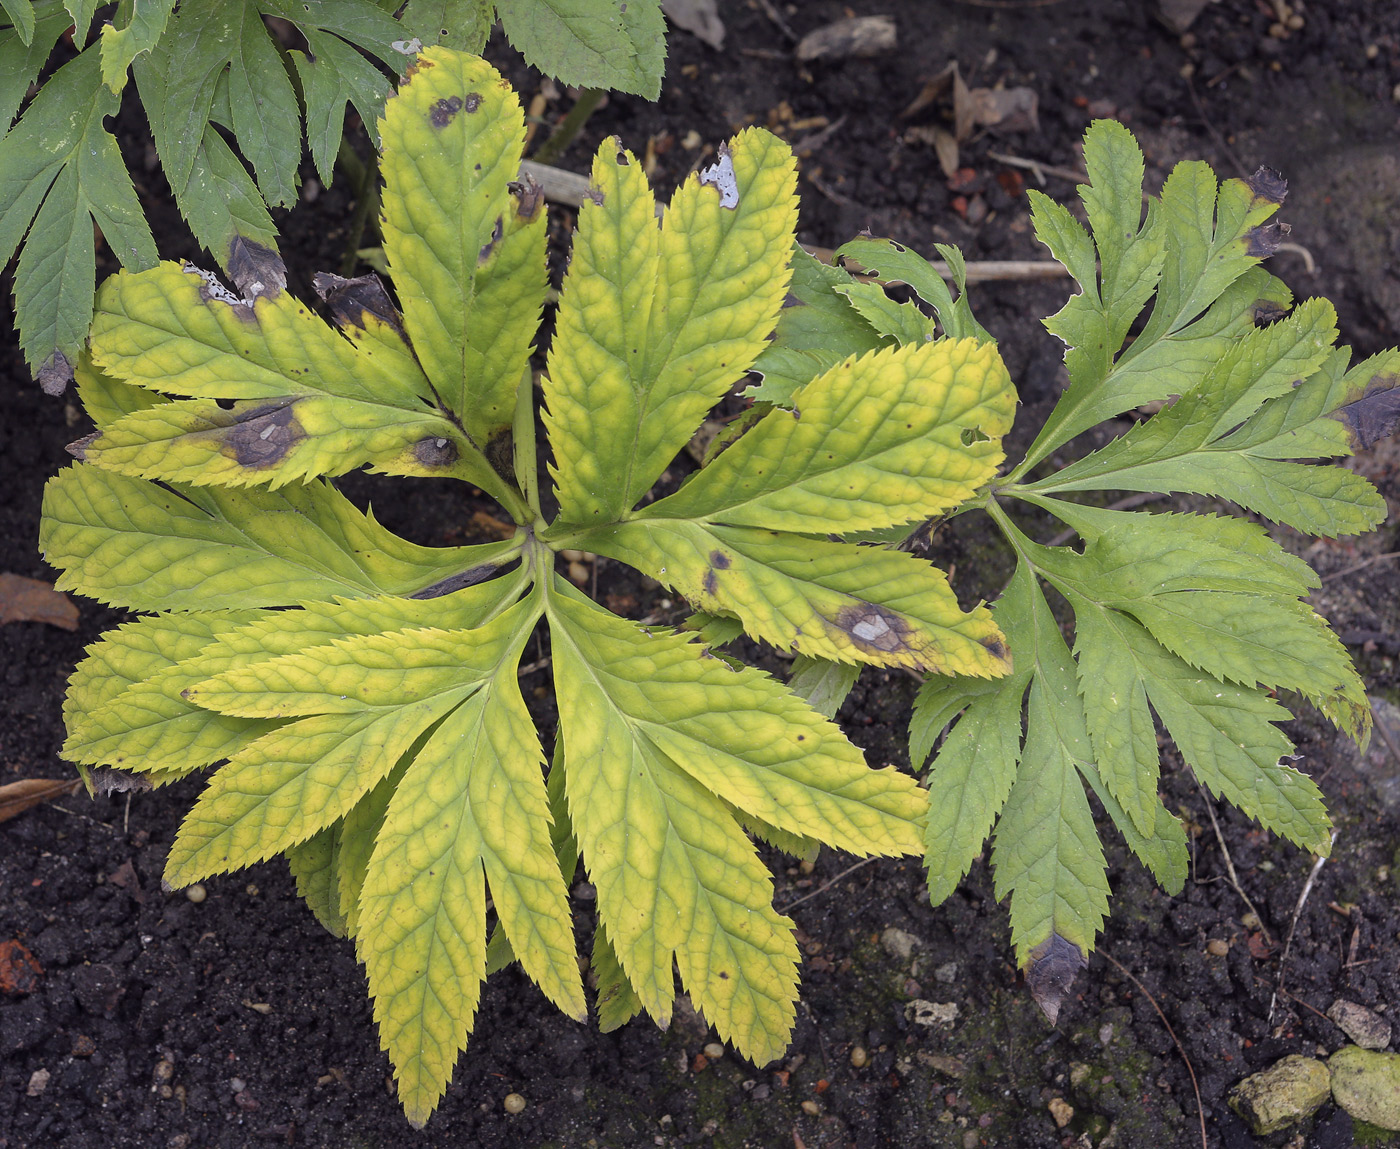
<box><xmin>1333</xmin><ymin>375</ymin><xmax>1400</xmax><ymax>451</ymax></box>
<box><xmin>0</xmin><ymin>777</ymin><xmax>82</xmax><ymax>825</ymax></box>
<box><xmin>1025</xmin><ymin>932</ymin><xmax>1086</xmax><ymax>1024</ymax></box>
<box><xmin>0</xmin><ymin>573</ymin><xmax>80</xmax><ymax>630</ymax></box>
<box><xmin>227</xmin><ymin>236</ymin><xmax>287</xmax><ymax>301</ymax></box>
<box><xmin>312</xmin><ymin>271</ymin><xmax>404</xmax><ymax>334</ymax></box>
<box><xmin>795</xmin><ymin>15</ymin><xmax>896</xmax><ymax>63</ymax></box>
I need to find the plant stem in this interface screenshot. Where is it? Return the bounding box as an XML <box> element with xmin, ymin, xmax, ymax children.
<box><xmin>531</xmin><ymin>88</ymin><xmax>605</xmax><ymax>167</ymax></box>
<box><xmin>338</xmin><ymin>139</ymin><xmax>381</xmax><ymax>277</ymax></box>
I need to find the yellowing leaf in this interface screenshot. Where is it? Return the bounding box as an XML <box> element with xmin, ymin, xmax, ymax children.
<box><xmin>578</xmin><ymin>519</ymin><xmax>1010</xmax><ymax>675</ymax></box>
<box><xmin>642</xmin><ymin>339</ymin><xmax>1015</xmax><ymax>534</ymax></box>
<box><xmin>360</xmin><ymin>628</ymin><xmax>582</xmax><ymax>1127</ymax></box>
<box><xmin>547</xmin><ymin>579</ymin><xmax>924</xmax><ymax>1062</ymax></box>
<box><xmin>545</xmin><ymin>128</ymin><xmax>799</xmax><ymax>523</ymax></box>
<box><xmin>379</xmin><ymin>49</ymin><xmax>545</xmax><ymax>445</ymax></box>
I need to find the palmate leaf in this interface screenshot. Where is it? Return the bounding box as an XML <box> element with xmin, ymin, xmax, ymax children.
<box><xmin>0</xmin><ymin>46</ymin><xmax>157</xmax><ymax>375</ymax></box>
<box><xmin>913</xmin><ymin>117</ymin><xmax>1390</xmax><ymax>1022</ymax></box>
<box><xmin>544</xmin><ymin>127</ymin><xmax>799</xmax><ymax>523</ymax></box>
<box><xmin>547</xmin><ymin>578</ymin><xmax>925</xmax><ymax>1061</ymax></box>
<box><xmin>378</xmin><ymin>48</ymin><xmax>547</xmax><ymax>446</ymax></box>
<box><xmin>495</xmin><ymin>0</ymin><xmax>666</xmax><ymax>98</ymax></box>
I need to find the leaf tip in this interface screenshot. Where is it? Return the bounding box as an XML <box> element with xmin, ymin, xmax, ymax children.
<box><xmin>1025</xmin><ymin>932</ymin><xmax>1087</xmax><ymax>1025</ymax></box>
<box><xmin>38</xmin><ymin>351</ymin><xmax>74</xmax><ymax>396</ymax></box>
<box><xmin>1245</xmin><ymin>166</ymin><xmax>1288</xmax><ymax>206</ymax></box>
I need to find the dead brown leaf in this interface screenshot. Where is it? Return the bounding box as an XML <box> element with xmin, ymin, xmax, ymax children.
<box><xmin>0</xmin><ymin>573</ymin><xmax>79</xmax><ymax>630</ymax></box>
<box><xmin>0</xmin><ymin>777</ymin><xmax>82</xmax><ymax>824</ymax></box>
<box><xmin>795</xmin><ymin>15</ymin><xmax>896</xmax><ymax>63</ymax></box>
<box><xmin>966</xmin><ymin>86</ymin><xmax>1040</xmax><ymax>134</ymax></box>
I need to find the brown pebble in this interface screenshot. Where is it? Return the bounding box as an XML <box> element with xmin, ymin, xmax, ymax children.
<box><xmin>185</xmin><ymin>884</ymin><xmax>207</xmax><ymax>904</ymax></box>
<box><xmin>703</xmin><ymin>1042</ymin><xmax>724</xmax><ymax>1060</ymax></box>
<box><xmin>801</xmin><ymin>1100</ymin><xmax>821</xmax><ymax>1116</ymax></box>
<box><xmin>504</xmin><ymin>1092</ymin><xmax>526</xmax><ymax>1114</ymax></box>
<box><xmin>1206</xmin><ymin>938</ymin><xmax>1230</xmax><ymax>957</ymax></box>
<box><xmin>850</xmin><ymin>1045</ymin><xmax>869</xmax><ymax>1068</ymax></box>
<box><xmin>71</xmin><ymin>1035</ymin><xmax>96</xmax><ymax>1057</ymax></box>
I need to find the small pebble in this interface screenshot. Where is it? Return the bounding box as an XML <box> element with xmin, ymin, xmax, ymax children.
<box><xmin>1048</xmin><ymin>1097</ymin><xmax>1075</xmax><ymax>1128</ymax></box>
<box><xmin>1268</xmin><ymin>21</ymin><xmax>1287</xmax><ymax>38</ymax></box>
<box><xmin>26</xmin><ymin>1069</ymin><xmax>49</xmax><ymax>1097</ymax></box>
<box><xmin>504</xmin><ymin>1092</ymin><xmax>526</xmax><ymax>1114</ymax></box>
<box><xmin>245</xmin><ymin>883</ymin><xmax>259</xmax><ymax>897</ymax></box>
<box><xmin>153</xmin><ymin>1060</ymin><xmax>174</xmax><ymax>1083</ymax></box>
<box><xmin>1286</xmin><ymin>13</ymin><xmax>1304</xmax><ymax>29</ymax></box>
<box><xmin>229</xmin><ymin>1077</ymin><xmax>246</xmax><ymax>1093</ymax></box>
<box><xmin>1364</xmin><ymin>43</ymin><xmax>1379</xmax><ymax>60</ymax></box>
<box><xmin>703</xmin><ymin>1042</ymin><xmax>724</xmax><ymax>1060</ymax></box>
<box><xmin>850</xmin><ymin>1045</ymin><xmax>869</xmax><ymax>1068</ymax></box>
<box><xmin>185</xmin><ymin>884</ymin><xmax>207</xmax><ymax>904</ymax></box>
<box><xmin>801</xmin><ymin>1100</ymin><xmax>821</xmax><ymax>1116</ymax></box>
<box><xmin>1207</xmin><ymin>938</ymin><xmax>1230</xmax><ymax>957</ymax></box>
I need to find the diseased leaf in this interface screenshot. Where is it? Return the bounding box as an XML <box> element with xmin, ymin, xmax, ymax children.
<box><xmin>579</xmin><ymin>518</ymin><xmax>1010</xmax><ymax>675</ymax></box>
<box><xmin>380</xmin><ymin>49</ymin><xmax>545</xmax><ymax>446</ymax></box>
<box><xmin>545</xmin><ymin>128</ymin><xmax>799</xmax><ymax>523</ymax></box>
<box><xmin>40</xmin><ymin>467</ymin><xmax>519</xmax><ymax>611</ymax></box>
<box><xmin>642</xmin><ymin>340</ymin><xmax>1013</xmax><ymax>534</ymax></box>
<box><xmin>399</xmin><ymin>0</ymin><xmax>494</xmax><ymax>53</ymax></box>
<box><xmin>833</xmin><ymin>236</ymin><xmax>992</xmax><ymax>343</ymax></box>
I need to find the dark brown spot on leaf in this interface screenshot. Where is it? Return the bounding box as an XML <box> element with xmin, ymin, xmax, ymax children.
<box><xmin>509</xmin><ymin>175</ymin><xmax>545</xmax><ymax>221</ymax></box>
<box><xmin>485</xmin><ymin>428</ymin><xmax>515</xmax><ymax>482</ymax></box>
<box><xmin>312</xmin><ymin>271</ymin><xmax>403</xmax><ymax>335</ymax></box>
<box><xmin>89</xmin><ymin>767</ymin><xmax>153</xmax><ymax>796</ymax></box>
<box><xmin>1332</xmin><ymin>374</ymin><xmax>1400</xmax><ymax>450</ymax></box>
<box><xmin>832</xmin><ymin>602</ymin><xmax>911</xmax><ymax>654</ymax></box>
<box><xmin>463</xmin><ymin>92</ymin><xmax>481</xmax><ymax>112</ymax></box>
<box><xmin>1025</xmin><ymin>933</ymin><xmax>1086</xmax><ymax>1025</ymax></box>
<box><xmin>709</xmin><ymin>550</ymin><xmax>731</xmax><ymax>570</ymax></box>
<box><xmin>980</xmin><ymin>635</ymin><xmax>1010</xmax><ymax>665</ymax></box>
<box><xmin>226</xmin><ymin>402</ymin><xmax>304</xmax><ymax>468</ymax></box>
<box><xmin>702</xmin><ymin>569</ymin><xmax>719</xmax><ymax>596</ymax></box>
<box><xmin>410</xmin><ymin>561</ymin><xmax>512</xmax><ymax>599</ymax></box>
<box><xmin>413</xmin><ymin>436</ymin><xmax>458</xmax><ymax>468</ymax></box>
<box><xmin>38</xmin><ymin>350</ymin><xmax>73</xmax><ymax>396</ymax></box>
<box><xmin>585</xmin><ymin>185</ymin><xmax>605</xmax><ymax>206</ymax></box>
<box><xmin>429</xmin><ymin>95</ymin><xmax>464</xmax><ymax>127</ymax></box>
<box><xmin>478</xmin><ymin>217</ymin><xmax>504</xmax><ymax>265</ymax></box>
<box><xmin>1245</xmin><ymin>220</ymin><xmax>1290</xmax><ymax>259</ymax></box>
<box><xmin>227</xmin><ymin>236</ymin><xmax>286</xmax><ymax>300</ymax></box>
<box><xmin>1251</xmin><ymin>299</ymin><xmax>1289</xmax><ymax>327</ymax></box>
<box><xmin>1245</xmin><ymin>166</ymin><xmax>1288</xmax><ymax>205</ymax></box>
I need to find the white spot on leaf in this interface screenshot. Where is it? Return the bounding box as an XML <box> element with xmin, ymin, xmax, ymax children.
<box><xmin>699</xmin><ymin>148</ymin><xmax>739</xmax><ymax>209</ymax></box>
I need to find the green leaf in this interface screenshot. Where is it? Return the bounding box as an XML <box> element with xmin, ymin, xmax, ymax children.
<box><xmin>1</xmin><ymin>0</ymin><xmax>36</xmax><ymax>45</ymax></box>
<box><xmin>544</xmin><ymin>128</ymin><xmax>799</xmax><ymax>523</ymax></box>
<box><xmin>290</xmin><ymin>32</ymin><xmax>392</xmax><ymax>185</ymax></box>
<box><xmin>99</xmin><ymin>0</ymin><xmax>175</xmax><ymax>93</ymax></box>
<box><xmin>640</xmin><ymin>340</ymin><xmax>1015</xmax><ymax>535</ymax></box>
<box><xmin>399</xmin><ymin>0</ymin><xmax>494</xmax><ymax>52</ymax></box>
<box><xmin>0</xmin><ymin>48</ymin><xmax>157</xmax><ymax>373</ymax></box>
<box><xmin>592</xmin><ymin>922</ymin><xmax>645</xmax><ymax>1032</ymax></box>
<box><xmin>380</xmin><ymin>49</ymin><xmax>543</xmax><ymax>447</ymax></box>
<box><xmin>832</xmin><ymin>236</ymin><xmax>992</xmax><ymax>343</ymax></box>
<box><xmin>988</xmin><ymin>564</ymin><xmax>1111</xmax><ymax>972</ymax></box>
<box><xmin>132</xmin><ymin>47</ymin><xmax>280</xmax><ymax>263</ymax></box>
<box><xmin>496</xmin><ymin>0</ymin><xmax>665</xmax><ymax>98</ymax></box>
<box><xmin>40</xmin><ymin>466</ymin><xmax>519</xmax><ymax>611</ymax></box>
<box><xmin>580</xmin><ymin>518</ymin><xmax>1011</xmax><ymax>676</ymax></box>
<box><xmin>63</xmin><ymin>0</ymin><xmax>99</xmax><ymax>45</ymax></box>
<box><xmin>1016</xmin><ymin>121</ymin><xmax>1288</xmax><ymax>475</ymax></box>
<box><xmin>287</xmin><ymin>822</ymin><xmax>348</xmax><ymax>937</ymax></box>
<box><xmin>547</xmin><ymin>578</ymin><xmax>923</xmax><ymax>1061</ymax></box>
<box><xmin>1109</xmin><ymin>612</ymin><xmax>1332</xmax><ymax>855</ymax></box>
<box><xmin>2</xmin><ymin>6</ymin><xmax>69</xmax><ymax>131</ymax></box>
<box><xmin>786</xmin><ymin>656</ymin><xmax>860</xmax><ymax>720</ymax></box>
<box><xmin>226</xmin><ymin>0</ymin><xmax>304</xmax><ymax>207</ymax></box>
<box><xmin>747</xmin><ymin>243</ymin><xmax>884</xmax><ymax>406</ymax></box>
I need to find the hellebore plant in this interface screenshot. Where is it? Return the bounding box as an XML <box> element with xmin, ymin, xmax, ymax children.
<box><xmin>41</xmin><ymin>48</ymin><xmax>1017</xmax><ymax>1124</ymax></box>
<box><xmin>38</xmin><ymin>48</ymin><xmax>1400</xmax><ymax>1126</ymax></box>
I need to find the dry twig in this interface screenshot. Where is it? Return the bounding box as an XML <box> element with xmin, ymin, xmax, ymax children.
<box><xmin>1195</xmin><ymin>779</ymin><xmax>1274</xmax><ymax>947</ymax></box>
<box><xmin>776</xmin><ymin>857</ymin><xmax>875</xmax><ymax>914</ymax></box>
<box><xmin>1268</xmin><ymin>830</ymin><xmax>1340</xmax><ymax>1024</ymax></box>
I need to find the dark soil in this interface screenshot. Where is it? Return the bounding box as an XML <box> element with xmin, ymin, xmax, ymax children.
<box><xmin>3</xmin><ymin>2</ymin><xmax>1400</xmax><ymax>1147</ymax></box>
